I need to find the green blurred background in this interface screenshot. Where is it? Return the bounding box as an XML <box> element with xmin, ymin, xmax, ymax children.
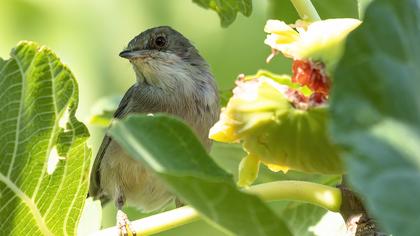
<box><xmin>0</xmin><ymin>0</ymin><xmax>358</xmax><ymax>235</ymax></box>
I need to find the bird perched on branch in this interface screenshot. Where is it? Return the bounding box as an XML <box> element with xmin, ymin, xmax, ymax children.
<box><xmin>89</xmin><ymin>26</ymin><xmax>219</xmax><ymax>235</ymax></box>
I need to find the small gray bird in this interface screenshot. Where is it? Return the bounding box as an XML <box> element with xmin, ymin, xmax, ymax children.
<box><xmin>89</xmin><ymin>26</ymin><xmax>219</xmax><ymax>234</ymax></box>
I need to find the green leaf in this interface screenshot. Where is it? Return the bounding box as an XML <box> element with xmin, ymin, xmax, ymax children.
<box><xmin>109</xmin><ymin>114</ymin><xmax>292</xmax><ymax>236</ymax></box>
<box><xmin>193</xmin><ymin>0</ymin><xmax>252</xmax><ymax>27</ymax></box>
<box><xmin>0</xmin><ymin>41</ymin><xmax>91</xmax><ymax>235</ymax></box>
<box><xmin>330</xmin><ymin>0</ymin><xmax>420</xmax><ymax>235</ymax></box>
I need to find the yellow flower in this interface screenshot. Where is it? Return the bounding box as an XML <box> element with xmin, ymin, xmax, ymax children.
<box><xmin>265</xmin><ymin>18</ymin><xmax>361</xmax><ymax>71</ymax></box>
<box><xmin>209</xmin><ymin>75</ymin><xmax>290</xmax><ymax>143</ymax></box>
<box><xmin>210</xmin><ymin>72</ymin><xmax>343</xmax><ymax>186</ymax></box>
<box><xmin>211</xmin><ymin>18</ymin><xmax>360</xmax><ymax>187</ymax></box>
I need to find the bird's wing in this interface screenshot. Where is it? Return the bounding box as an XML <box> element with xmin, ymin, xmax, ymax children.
<box><xmin>88</xmin><ymin>85</ymin><xmax>137</xmax><ymax>201</ymax></box>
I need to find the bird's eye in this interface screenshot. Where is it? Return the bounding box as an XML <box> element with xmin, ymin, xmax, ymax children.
<box><xmin>154</xmin><ymin>36</ymin><xmax>167</xmax><ymax>48</ymax></box>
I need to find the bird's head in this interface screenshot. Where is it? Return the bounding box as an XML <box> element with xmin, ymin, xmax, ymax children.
<box><xmin>120</xmin><ymin>26</ymin><xmax>211</xmax><ymax>90</ymax></box>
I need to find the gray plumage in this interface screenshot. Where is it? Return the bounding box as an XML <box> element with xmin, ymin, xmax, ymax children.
<box><xmin>89</xmin><ymin>26</ymin><xmax>219</xmax><ymax>211</ymax></box>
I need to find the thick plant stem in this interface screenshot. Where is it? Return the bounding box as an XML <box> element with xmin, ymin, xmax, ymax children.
<box><xmin>93</xmin><ymin>181</ymin><xmax>342</xmax><ymax>235</ymax></box>
<box><xmin>247</xmin><ymin>181</ymin><xmax>342</xmax><ymax>212</ymax></box>
<box><xmin>91</xmin><ymin>206</ymin><xmax>199</xmax><ymax>236</ymax></box>
<box><xmin>290</xmin><ymin>0</ymin><xmax>321</xmax><ymax>21</ymax></box>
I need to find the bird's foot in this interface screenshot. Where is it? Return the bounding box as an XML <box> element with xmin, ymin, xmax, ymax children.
<box><xmin>117</xmin><ymin>210</ymin><xmax>136</xmax><ymax>236</ymax></box>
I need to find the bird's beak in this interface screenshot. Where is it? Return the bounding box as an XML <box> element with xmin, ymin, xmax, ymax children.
<box><xmin>119</xmin><ymin>49</ymin><xmax>149</xmax><ymax>59</ymax></box>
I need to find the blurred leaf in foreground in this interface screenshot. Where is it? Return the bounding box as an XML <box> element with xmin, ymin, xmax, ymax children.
<box><xmin>109</xmin><ymin>114</ymin><xmax>292</xmax><ymax>236</ymax></box>
<box><xmin>0</xmin><ymin>41</ymin><xmax>91</xmax><ymax>235</ymax></box>
<box><xmin>193</xmin><ymin>0</ymin><xmax>252</xmax><ymax>27</ymax></box>
<box><xmin>331</xmin><ymin>0</ymin><xmax>420</xmax><ymax>235</ymax></box>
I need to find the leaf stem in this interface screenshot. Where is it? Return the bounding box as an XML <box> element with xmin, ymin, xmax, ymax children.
<box><xmin>290</xmin><ymin>0</ymin><xmax>321</xmax><ymax>22</ymax></box>
<box><xmin>92</xmin><ymin>181</ymin><xmax>341</xmax><ymax>235</ymax></box>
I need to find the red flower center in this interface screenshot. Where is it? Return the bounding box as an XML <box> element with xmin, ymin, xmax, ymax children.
<box><xmin>292</xmin><ymin>59</ymin><xmax>330</xmax><ymax>95</ymax></box>
<box><xmin>287</xmin><ymin>60</ymin><xmax>331</xmax><ymax>108</ymax></box>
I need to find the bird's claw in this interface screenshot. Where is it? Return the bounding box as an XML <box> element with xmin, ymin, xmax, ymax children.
<box><xmin>117</xmin><ymin>210</ymin><xmax>136</xmax><ymax>236</ymax></box>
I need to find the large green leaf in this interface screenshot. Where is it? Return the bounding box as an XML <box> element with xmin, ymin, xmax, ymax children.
<box><xmin>193</xmin><ymin>0</ymin><xmax>252</xmax><ymax>27</ymax></box>
<box><xmin>109</xmin><ymin>114</ymin><xmax>292</xmax><ymax>236</ymax></box>
<box><xmin>0</xmin><ymin>41</ymin><xmax>91</xmax><ymax>235</ymax></box>
<box><xmin>330</xmin><ymin>0</ymin><xmax>420</xmax><ymax>235</ymax></box>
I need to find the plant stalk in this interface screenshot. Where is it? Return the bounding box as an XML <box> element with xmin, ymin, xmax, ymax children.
<box><xmin>290</xmin><ymin>0</ymin><xmax>321</xmax><ymax>22</ymax></box>
<box><xmin>357</xmin><ymin>0</ymin><xmax>373</xmax><ymax>19</ymax></box>
<box><xmin>92</xmin><ymin>181</ymin><xmax>341</xmax><ymax>235</ymax></box>
<box><xmin>247</xmin><ymin>181</ymin><xmax>342</xmax><ymax>212</ymax></box>
<box><xmin>91</xmin><ymin>206</ymin><xmax>199</xmax><ymax>236</ymax></box>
